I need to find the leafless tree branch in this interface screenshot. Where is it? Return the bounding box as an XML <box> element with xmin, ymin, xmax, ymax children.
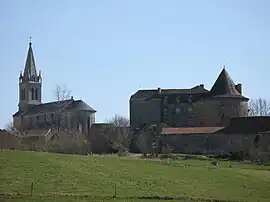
<box><xmin>248</xmin><ymin>98</ymin><xmax>270</xmax><ymax>116</ymax></box>
<box><xmin>54</xmin><ymin>84</ymin><xmax>72</xmax><ymax>101</ymax></box>
<box><xmin>4</xmin><ymin>120</ymin><xmax>14</xmax><ymax>132</ymax></box>
<box><xmin>103</xmin><ymin>115</ymin><xmax>131</xmax><ymax>155</ymax></box>
<box><xmin>135</xmin><ymin>124</ymin><xmax>162</xmax><ymax>157</ymax></box>
<box><xmin>105</xmin><ymin>114</ymin><xmax>130</xmax><ymax>127</ymax></box>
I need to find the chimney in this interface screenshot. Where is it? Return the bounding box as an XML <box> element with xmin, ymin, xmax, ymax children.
<box><xmin>199</xmin><ymin>84</ymin><xmax>204</xmax><ymax>88</ymax></box>
<box><xmin>71</xmin><ymin>96</ymin><xmax>74</xmax><ymax>100</ymax></box>
<box><xmin>235</xmin><ymin>83</ymin><xmax>242</xmax><ymax>95</ymax></box>
<box><xmin>157</xmin><ymin>87</ymin><xmax>161</xmax><ymax>94</ymax></box>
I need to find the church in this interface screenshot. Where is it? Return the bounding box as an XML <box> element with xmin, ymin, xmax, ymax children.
<box><xmin>13</xmin><ymin>41</ymin><xmax>96</xmax><ymax>135</ymax></box>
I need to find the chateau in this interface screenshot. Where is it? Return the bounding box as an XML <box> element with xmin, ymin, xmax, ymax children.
<box><xmin>13</xmin><ymin>42</ymin><xmax>96</xmax><ymax>134</ymax></box>
<box><xmin>130</xmin><ymin>68</ymin><xmax>249</xmax><ymax>129</ymax></box>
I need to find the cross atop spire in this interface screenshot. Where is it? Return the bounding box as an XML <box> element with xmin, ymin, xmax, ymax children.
<box><xmin>29</xmin><ymin>36</ymin><xmax>32</xmax><ymax>45</ymax></box>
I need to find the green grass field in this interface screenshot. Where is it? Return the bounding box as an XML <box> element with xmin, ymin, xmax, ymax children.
<box><xmin>0</xmin><ymin>150</ymin><xmax>269</xmax><ymax>202</ymax></box>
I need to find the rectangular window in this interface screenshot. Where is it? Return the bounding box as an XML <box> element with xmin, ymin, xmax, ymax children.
<box><xmin>37</xmin><ymin>115</ymin><xmax>39</xmax><ymax>124</ymax></box>
<box><xmin>163</xmin><ymin>108</ymin><xmax>168</xmax><ymax>116</ymax></box>
<box><xmin>31</xmin><ymin>88</ymin><xmax>34</xmax><ymax>100</ymax></box>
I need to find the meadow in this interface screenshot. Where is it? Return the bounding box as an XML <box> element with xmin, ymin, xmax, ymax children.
<box><xmin>0</xmin><ymin>150</ymin><xmax>269</xmax><ymax>202</ymax></box>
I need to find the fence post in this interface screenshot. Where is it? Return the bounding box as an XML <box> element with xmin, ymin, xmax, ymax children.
<box><xmin>30</xmin><ymin>181</ymin><xmax>34</xmax><ymax>196</ymax></box>
<box><xmin>113</xmin><ymin>183</ymin><xmax>116</xmax><ymax>198</ymax></box>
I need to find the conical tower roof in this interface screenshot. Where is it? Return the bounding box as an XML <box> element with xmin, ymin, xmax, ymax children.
<box><xmin>23</xmin><ymin>42</ymin><xmax>38</xmax><ymax>81</ymax></box>
<box><xmin>210</xmin><ymin>67</ymin><xmax>247</xmax><ymax>100</ymax></box>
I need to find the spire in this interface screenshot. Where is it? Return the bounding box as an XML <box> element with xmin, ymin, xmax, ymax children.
<box><xmin>23</xmin><ymin>38</ymin><xmax>38</xmax><ymax>81</ymax></box>
<box><xmin>210</xmin><ymin>67</ymin><xmax>241</xmax><ymax>96</ymax></box>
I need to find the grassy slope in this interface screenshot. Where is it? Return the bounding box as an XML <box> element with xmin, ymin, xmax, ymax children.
<box><xmin>0</xmin><ymin>150</ymin><xmax>270</xmax><ymax>202</ymax></box>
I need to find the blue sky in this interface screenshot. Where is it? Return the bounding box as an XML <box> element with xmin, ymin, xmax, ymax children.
<box><xmin>0</xmin><ymin>0</ymin><xmax>269</xmax><ymax>128</ymax></box>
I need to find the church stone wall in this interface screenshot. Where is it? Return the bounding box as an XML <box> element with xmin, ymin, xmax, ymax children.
<box><xmin>14</xmin><ymin>110</ymin><xmax>95</xmax><ymax>135</ymax></box>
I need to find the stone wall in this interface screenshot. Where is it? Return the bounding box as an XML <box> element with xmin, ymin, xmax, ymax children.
<box><xmin>89</xmin><ymin>123</ymin><xmax>131</xmax><ymax>154</ymax></box>
<box><xmin>14</xmin><ymin>110</ymin><xmax>95</xmax><ymax>135</ymax></box>
<box><xmin>130</xmin><ymin>95</ymin><xmax>248</xmax><ymax>129</ymax></box>
<box><xmin>193</xmin><ymin>99</ymin><xmax>248</xmax><ymax>127</ymax></box>
<box><xmin>0</xmin><ymin>129</ymin><xmax>20</xmax><ymax>149</ymax></box>
<box><xmin>161</xmin><ymin>133</ymin><xmax>270</xmax><ymax>156</ymax></box>
<box><xmin>89</xmin><ymin>123</ymin><xmax>115</xmax><ymax>153</ymax></box>
<box><xmin>130</xmin><ymin>99</ymin><xmax>161</xmax><ymax>129</ymax></box>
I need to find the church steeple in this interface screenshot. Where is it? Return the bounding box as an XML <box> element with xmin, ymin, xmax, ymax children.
<box><xmin>22</xmin><ymin>39</ymin><xmax>40</xmax><ymax>82</ymax></box>
<box><xmin>18</xmin><ymin>39</ymin><xmax>42</xmax><ymax>111</ymax></box>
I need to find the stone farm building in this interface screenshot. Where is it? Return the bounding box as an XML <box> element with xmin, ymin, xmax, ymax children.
<box><xmin>130</xmin><ymin>68</ymin><xmax>249</xmax><ymax>129</ymax></box>
<box><xmin>13</xmin><ymin>42</ymin><xmax>96</xmax><ymax>134</ymax></box>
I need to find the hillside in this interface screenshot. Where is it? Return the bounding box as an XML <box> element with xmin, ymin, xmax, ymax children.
<box><xmin>0</xmin><ymin>150</ymin><xmax>270</xmax><ymax>202</ymax></box>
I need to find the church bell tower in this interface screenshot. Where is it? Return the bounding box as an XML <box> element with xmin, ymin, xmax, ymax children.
<box><xmin>18</xmin><ymin>39</ymin><xmax>42</xmax><ymax>112</ymax></box>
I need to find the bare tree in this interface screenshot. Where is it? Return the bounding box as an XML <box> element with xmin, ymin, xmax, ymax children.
<box><xmin>50</xmin><ymin>84</ymin><xmax>75</xmax><ymax>133</ymax></box>
<box><xmin>4</xmin><ymin>120</ymin><xmax>14</xmax><ymax>132</ymax></box>
<box><xmin>4</xmin><ymin>120</ymin><xmax>25</xmax><ymax>138</ymax></box>
<box><xmin>54</xmin><ymin>84</ymin><xmax>72</xmax><ymax>101</ymax></box>
<box><xmin>135</xmin><ymin>124</ymin><xmax>163</xmax><ymax>157</ymax></box>
<box><xmin>248</xmin><ymin>98</ymin><xmax>270</xmax><ymax>116</ymax></box>
<box><xmin>103</xmin><ymin>115</ymin><xmax>131</xmax><ymax>156</ymax></box>
<box><xmin>106</xmin><ymin>114</ymin><xmax>130</xmax><ymax>127</ymax></box>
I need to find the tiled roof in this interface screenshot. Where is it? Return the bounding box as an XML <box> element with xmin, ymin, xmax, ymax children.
<box><xmin>210</xmin><ymin>68</ymin><xmax>248</xmax><ymax>100</ymax></box>
<box><xmin>130</xmin><ymin>85</ymin><xmax>209</xmax><ymax>101</ymax></box>
<box><xmin>161</xmin><ymin>127</ymin><xmax>224</xmax><ymax>135</ymax></box>
<box><xmin>130</xmin><ymin>68</ymin><xmax>248</xmax><ymax>101</ymax></box>
<box><xmin>13</xmin><ymin>99</ymin><xmax>96</xmax><ymax>116</ymax></box>
<box><xmin>216</xmin><ymin>116</ymin><xmax>270</xmax><ymax>134</ymax></box>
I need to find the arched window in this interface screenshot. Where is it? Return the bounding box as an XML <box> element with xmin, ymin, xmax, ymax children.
<box><xmin>220</xmin><ymin>113</ymin><xmax>224</xmax><ymax>121</ymax></box>
<box><xmin>35</xmin><ymin>89</ymin><xmax>38</xmax><ymax>100</ymax></box>
<box><xmin>20</xmin><ymin>89</ymin><xmax>23</xmax><ymax>100</ymax></box>
<box><xmin>87</xmin><ymin>116</ymin><xmax>91</xmax><ymax>128</ymax></box>
<box><xmin>22</xmin><ymin>89</ymin><xmax>25</xmax><ymax>100</ymax></box>
<box><xmin>31</xmin><ymin>88</ymin><xmax>34</xmax><ymax>100</ymax></box>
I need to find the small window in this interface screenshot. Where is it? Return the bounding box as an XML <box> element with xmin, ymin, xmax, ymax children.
<box><xmin>163</xmin><ymin>108</ymin><xmax>168</xmax><ymax>116</ymax></box>
<box><xmin>20</xmin><ymin>89</ymin><xmax>23</xmax><ymax>100</ymax></box>
<box><xmin>31</xmin><ymin>88</ymin><xmax>34</xmax><ymax>100</ymax></box>
<box><xmin>44</xmin><ymin>114</ymin><xmax>47</xmax><ymax>123</ymax></box>
<box><xmin>188</xmin><ymin>107</ymin><xmax>192</xmax><ymax>112</ymax></box>
<box><xmin>35</xmin><ymin>89</ymin><xmax>38</xmax><ymax>100</ymax></box>
<box><xmin>51</xmin><ymin>113</ymin><xmax>54</xmax><ymax>121</ymax></box>
<box><xmin>220</xmin><ymin>113</ymin><xmax>224</xmax><ymax>121</ymax></box>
